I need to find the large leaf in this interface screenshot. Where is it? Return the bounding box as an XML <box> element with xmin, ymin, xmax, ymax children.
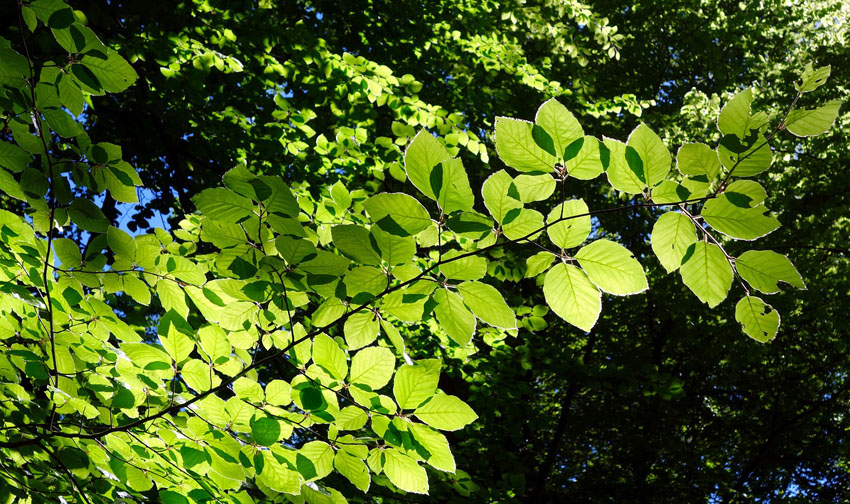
<box><xmin>393</xmin><ymin>359</ymin><xmax>441</xmax><ymax>410</ymax></box>
<box><xmin>349</xmin><ymin>346</ymin><xmax>395</xmax><ymax>391</ymax></box>
<box><xmin>677</xmin><ymin>143</ymin><xmax>721</xmax><ymax>180</ymax></box>
<box><xmin>651</xmin><ymin>212</ymin><xmax>697</xmax><ymax>273</ymax></box>
<box><xmin>68</xmin><ymin>198</ymin><xmax>109</xmax><ymax>232</ymax></box>
<box><xmin>534</xmin><ymin>98</ymin><xmax>583</xmax><ymax>159</ymax></box>
<box><xmin>494</xmin><ymin>116</ymin><xmax>558</xmax><ymax>172</ymax></box>
<box><xmin>627</xmin><ymin>123</ymin><xmax>670</xmax><ymax>187</ymax></box>
<box><xmin>80</xmin><ymin>49</ymin><xmax>138</xmax><ymax>93</ymax></box>
<box><xmin>717</xmin><ymin>134</ymin><xmax>772</xmax><ymax>177</ymax></box>
<box><xmin>343</xmin><ymin>311</ymin><xmax>380</xmax><ymax>350</ymax></box>
<box><xmin>312</xmin><ymin>333</ymin><xmax>348</xmax><ymax>382</ymax></box>
<box><xmin>414</xmin><ymin>393</ymin><xmax>478</xmax><ymax>431</ymax></box>
<box><xmin>384</xmin><ymin>449</ymin><xmax>428</xmax><ymax>494</ymax></box>
<box><xmin>331</xmin><ymin>225</ymin><xmax>381</xmax><ymax>265</ymax></box>
<box><xmin>193</xmin><ymin>188</ymin><xmax>255</xmax><ymax>223</ymax></box>
<box><xmin>334</xmin><ymin>450</ymin><xmax>370</xmax><ymax>492</ymax></box>
<box><xmin>564</xmin><ymin>136</ymin><xmax>604</xmax><ymax>180</ymax></box>
<box><xmin>543</xmin><ymin>262</ymin><xmax>601</xmax><ymax>332</ymax></box>
<box><xmin>602</xmin><ymin>137</ymin><xmax>644</xmax><ymax>194</ymax></box>
<box><xmin>679</xmin><ymin>243</ymin><xmax>733</xmax><ymax>308</ymax></box>
<box><xmin>404</xmin><ymin>129</ymin><xmax>449</xmax><ymax>200</ymax></box>
<box><xmin>514</xmin><ymin>173</ymin><xmax>556</xmax><ymax>203</ymax></box>
<box><xmin>481</xmin><ymin>170</ymin><xmax>522</xmax><ymax>224</ymax></box>
<box><xmin>364</xmin><ymin>192</ymin><xmax>432</xmax><ymax>236</ymax></box>
<box><xmin>735</xmin><ymin>296</ymin><xmax>780</xmax><ymax>343</ymax></box>
<box><xmin>433</xmin><ymin>157</ymin><xmax>475</xmax><ymax>213</ymax></box>
<box><xmin>457</xmin><ymin>281</ymin><xmax>517</xmax><ymax>329</ymax></box>
<box><xmin>575</xmin><ymin>239</ymin><xmax>647</xmax><ymax>295</ymax></box>
<box><xmin>547</xmin><ymin>199</ymin><xmax>591</xmax><ymax>249</ymax></box>
<box><xmin>796</xmin><ymin>62</ymin><xmax>830</xmax><ymax>93</ymax></box>
<box><xmin>785</xmin><ymin>100</ymin><xmax>841</xmax><ymax>137</ymax></box>
<box><xmin>432</xmin><ymin>288</ymin><xmax>476</xmax><ymax>346</ymax></box>
<box><xmin>735</xmin><ymin>250</ymin><xmax>805</xmax><ymax>294</ymax></box>
<box><xmin>702</xmin><ymin>196</ymin><xmax>780</xmax><ymax>240</ymax></box>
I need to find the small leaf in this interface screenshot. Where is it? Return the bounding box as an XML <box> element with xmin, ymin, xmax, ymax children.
<box><xmin>651</xmin><ymin>212</ymin><xmax>697</xmax><ymax>273</ymax></box>
<box><xmin>433</xmin><ymin>157</ymin><xmax>475</xmax><ymax>213</ymax></box>
<box><xmin>602</xmin><ymin>137</ymin><xmax>644</xmax><ymax>194</ymax></box>
<box><xmin>68</xmin><ymin>198</ymin><xmax>109</xmax><ymax>232</ymax></box>
<box><xmin>312</xmin><ymin>333</ymin><xmax>348</xmax><ymax>382</ymax></box>
<box><xmin>334</xmin><ymin>450</ymin><xmax>370</xmax><ymax>492</ymax></box>
<box><xmin>513</xmin><ymin>173</ymin><xmax>556</xmax><ymax>203</ymax></box>
<box><xmin>702</xmin><ymin>196</ymin><xmax>780</xmax><ymax>240</ymax></box>
<box><xmin>736</xmin><ymin>250</ymin><xmax>805</xmax><ymax>294</ymax></box>
<box><xmin>735</xmin><ymin>296</ymin><xmax>780</xmax><ymax>343</ymax></box>
<box><xmin>564</xmin><ymin>136</ymin><xmax>603</xmax><ymax>180</ymax></box>
<box><xmin>252</xmin><ymin>417</ymin><xmax>281</xmax><ymax>446</ymax></box>
<box><xmin>364</xmin><ymin>193</ymin><xmax>432</xmax><ymax>236</ymax></box>
<box><xmin>384</xmin><ymin>448</ymin><xmax>428</xmax><ymax>494</ymax></box>
<box><xmin>414</xmin><ymin>393</ymin><xmax>478</xmax><ymax>431</ymax></box>
<box><xmin>547</xmin><ymin>199</ymin><xmax>591</xmax><ymax>249</ymax></box>
<box><xmin>575</xmin><ymin>239</ymin><xmax>647</xmax><ymax>295</ymax></box>
<box><xmin>494</xmin><ymin>116</ymin><xmax>557</xmax><ymax>172</ymax></box>
<box><xmin>627</xmin><ymin>123</ymin><xmax>671</xmax><ymax>187</ymax></box>
<box><xmin>107</xmin><ymin>225</ymin><xmax>136</xmax><ymax>259</ymax></box>
<box><xmin>349</xmin><ymin>346</ymin><xmax>395</xmax><ymax>390</ymax></box>
<box><xmin>193</xmin><ymin>188</ymin><xmax>254</xmax><ymax>223</ymax></box>
<box><xmin>432</xmin><ymin>288</ymin><xmax>476</xmax><ymax>346</ymax></box>
<box><xmin>543</xmin><ymin>262</ymin><xmax>601</xmax><ymax>332</ymax></box>
<box><xmin>785</xmin><ymin>100</ymin><xmax>841</xmax><ymax>137</ymax></box>
<box><xmin>457</xmin><ymin>281</ymin><xmax>517</xmax><ymax>329</ymax></box>
<box><xmin>796</xmin><ymin>62</ymin><xmax>831</xmax><ymax>93</ymax></box>
<box><xmin>716</xmin><ymin>133</ymin><xmax>772</xmax><ymax>177</ymax></box>
<box><xmin>679</xmin><ymin>243</ymin><xmax>732</xmax><ymax>308</ymax></box>
<box><xmin>331</xmin><ymin>225</ymin><xmax>381</xmax><ymax>265</ymax></box>
<box><xmin>481</xmin><ymin>170</ymin><xmax>522</xmax><ymax>224</ymax></box>
<box><xmin>439</xmin><ymin>250</ymin><xmax>487</xmax><ymax>281</ymax></box>
<box><xmin>677</xmin><ymin>143</ymin><xmax>721</xmax><ymax>180</ymax></box>
<box><xmin>534</xmin><ymin>98</ymin><xmax>583</xmax><ymax>159</ymax></box>
<box><xmin>405</xmin><ymin>129</ymin><xmax>450</xmax><ymax>201</ymax></box>
<box><xmin>393</xmin><ymin>359</ymin><xmax>441</xmax><ymax>410</ymax></box>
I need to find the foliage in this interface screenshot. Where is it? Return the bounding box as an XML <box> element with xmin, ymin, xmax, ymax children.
<box><xmin>0</xmin><ymin>0</ymin><xmax>849</xmax><ymax>503</ymax></box>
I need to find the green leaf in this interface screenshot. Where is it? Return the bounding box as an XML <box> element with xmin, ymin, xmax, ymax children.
<box><xmin>181</xmin><ymin>358</ymin><xmax>218</xmax><ymax>392</ymax></box>
<box><xmin>384</xmin><ymin>448</ymin><xmax>428</xmax><ymax>494</ymax></box>
<box><xmin>409</xmin><ymin>423</ymin><xmax>455</xmax><ymax>473</ymax></box>
<box><xmin>331</xmin><ymin>180</ymin><xmax>352</xmax><ymax>208</ymax></box>
<box><xmin>252</xmin><ymin>417</ymin><xmax>281</xmax><ymax>446</ymax></box>
<box><xmin>514</xmin><ymin>173</ymin><xmax>556</xmax><ymax>203</ymax></box>
<box><xmin>651</xmin><ymin>212</ymin><xmax>697</xmax><ymax>273</ymax></box>
<box><xmin>547</xmin><ymin>199</ymin><xmax>591</xmax><ymax>249</ymax></box>
<box><xmin>534</xmin><ymin>98</ymin><xmax>583</xmax><ymax>159</ymax></box>
<box><xmin>575</xmin><ymin>239</ymin><xmax>647</xmax><ymax>295</ymax></box>
<box><xmin>677</xmin><ymin>143</ymin><xmax>721</xmax><ymax>180</ymax></box>
<box><xmin>432</xmin><ymin>288</ymin><xmax>476</xmax><ymax>346</ymax></box>
<box><xmin>193</xmin><ymin>188</ymin><xmax>254</xmax><ymax>223</ymax></box>
<box><xmin>565</xmin><ymin>136</ymin><xmax>604</xmax><ymax>180</ymax></box>
<box><xmin>481</xmin><ymin>170</ymin><xmax>522</xmax><ymax>224</ymax></box>
<box><xmin>331</xmin><ymin>225</ymin><xmax>381</xmax><ymax>265</ymax></box>
<box><xmin>265</xmin><ymin>379</ymin><xmax>291</xmax><ymax>406</ymax></box>
<box><xmin>433</xmin><ymin>157</ymin><xmax>475</xmax><ymax>213</ymax></box>
<box><xmin>404</xmin><ymin>129</ymin><xmax>450</xmax><ymax>200</ymax></box>
<box><xmin>796</xmin><ymin>62</ymin><xmax>830</xmax><ymax>93</ymax></box>
<box><xmin>735</xmin><ymin>250</ymin><xmax>805</xmax><ymax>294</ymax></box>
<box><xmin>53</xmin><ymin>238</ymin><xmax>82</xmax><ymax>268</ymax></box>
<box><xmin>702</xmin><ymin>196</ymin><xmax>780</xmax><ymax>240</ymax></box>
<box><xmin>439</xmin><ymin>250</ymin><xmax>487</xmax><ymax>281</ymax></box>
<box><xmin>275</xmin><ymin>236</ymin><xmax>317</xmax><ymax>265</ymax></box>
<box><xmin>503</xmin><ymin>208</ymin><xmax>544</xmax><ymax>241</ymax></box>
<box><xmin>68</xmin><ymin>198</ymin><xmax>109</xmax><ymax>232</ymax></box>
<box><xmin>627</xmin><ymin>123</ymin><xmax>670</xmax><ymax>187</ymax></box>
<box><xmin>393</xmin><ymin>358</ymin><xmax>441</xmax><ymax>410</ymax></box>
<box><xmin>735</xmin><ymin>296</ymin><xmax>780</xmax><ymax>343</ymax></box>
<box><xmin>724</xmin><ymin>180</ymin><xmax>767</xmax><ymax>208</ymax></box>
<box><xmin>543</xmin><ymin>262</ymin><xmax>601</xmax><ymax>332</ymax></box>
<box><xmin>526</xmin><ymin>251</ymin><xmax>555</xmax><ymax>278</ymax></box>
<box><xmin>80</xmin><ymin>49</ymin><xmax>138</xmax><ymax>93</ymax></box>
<box><xmin>414</xmin><ymin>393</ymin><xmax>478</xmax><ymax>431</ymax></box>
<box><xmin>107</xmin><ymin>226</ymin><xmax>136</xmax><ymax>259</ymax></box>
<box><xmin>313</xmin><ymin>297</ymin><xmax>347</xmax><ymax>328</ymax></box>
<box><xmin>0</xmin><ymin>141</ymin><xmax>30</xmax><ymax>172</ymax></box>
<box><xmin>718</xmin><ymin>88</ymin><xmax>756</xmax><ymax>138</ymax></box>
<box><xmin>717</xmin><ymin>133</ymin><xmax>772</xmax><ymax>177</ymax></box>
<box><xmin>334</xmin><ymin>450</ymin><xmax>370</xmax><ymax>492</ymax></box>
<box><xmin>0</xmin><ymin>48</ymin><xmax>29</xmax><ymax>88</ymax></box>
<box><xmin>785</xmin><ymin>100</ymin><xmax>841</xmax><ymax>137</ymax></box>
<box><xmin>371</xmin><ymin>226</ymin><xmax>416</xmax><ymax>265</ymax></box>
<box><xmin>602</xmin><ymin>137</ymin><xmax>644</xmax><ymax>194</ymax></box>
<box><xmin>364</xmin><ymin>193</ymin><xmax>432</xmax><ymax>236</ymax></box>
<box><xmin>457</xmin><ymin>281</ymin><xmax>517</xmax><ymax>329</ymax></box>
<box><xmin>312</xmin><ymin>333</ymin><xmax>348</xmax><ymax>381</ymax></box>
<box><xmin>494</xmin><ymin>116</ymin><xmax>558</xmax><ymax>172</ymax></box>
<box><xmin>258</xmin><ymin>451</ymin><xmax>300</xmax><ymax>495</ymax></box>
<box><xmin>349</xmin><ymin>346</ymin><xmax>395</xmax><ymax>390</ymax></box>
<box><xmin>679</xmin><ymin>243</ymin><xmax>733</xmax><ymax>308</ymax></box>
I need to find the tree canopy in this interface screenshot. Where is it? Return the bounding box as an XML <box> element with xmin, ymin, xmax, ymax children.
<box><xmin>0</xmin><ymin>0</ymin><xmax>848</xmax><ymax>503</ymax></box>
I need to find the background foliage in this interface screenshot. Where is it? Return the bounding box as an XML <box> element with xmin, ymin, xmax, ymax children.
<box><xmin>0</xmin><ymin>0</ymin><xmax>848</xmax><ymax>503</ymax></box>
